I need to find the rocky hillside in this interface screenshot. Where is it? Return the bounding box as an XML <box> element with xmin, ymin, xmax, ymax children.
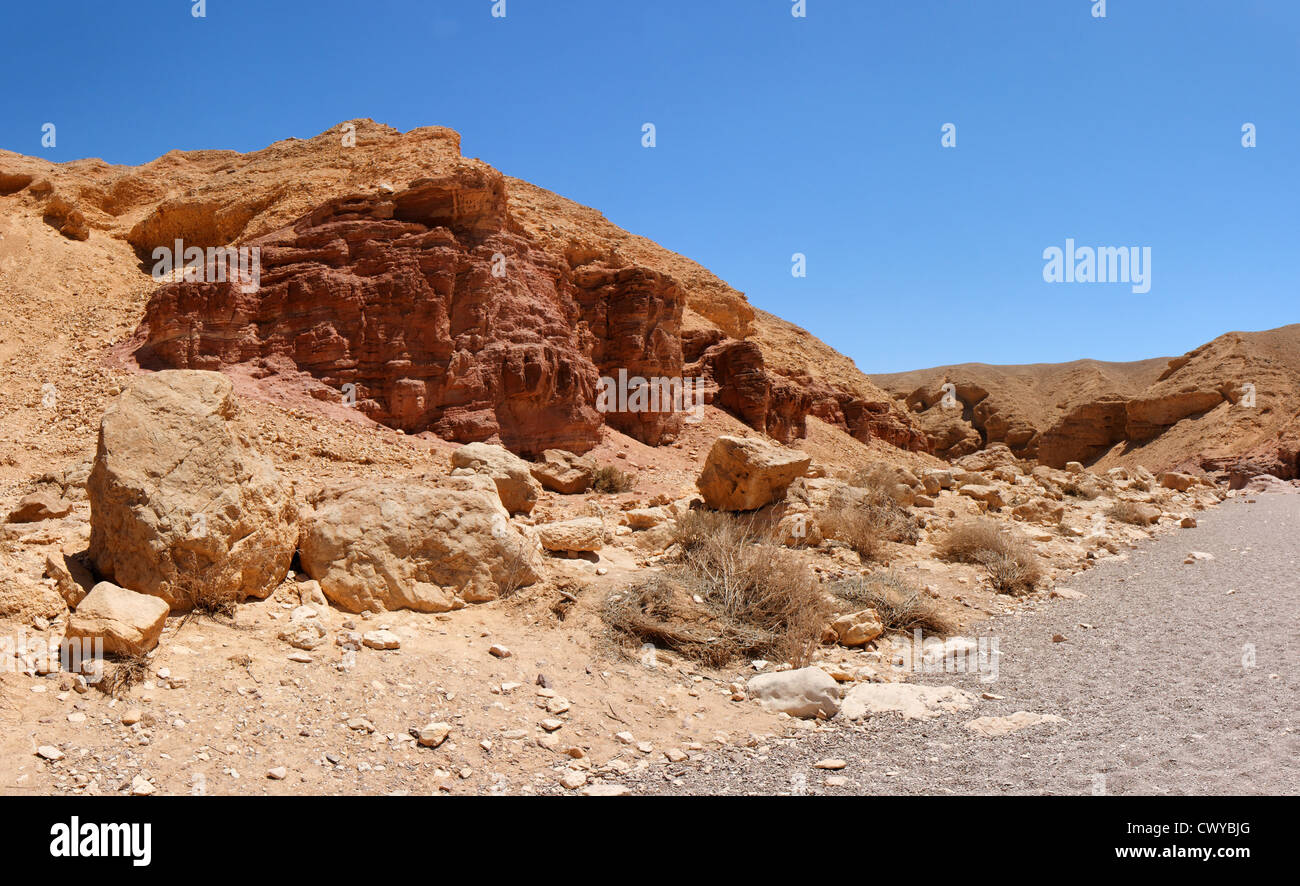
<box><xmin>0</xmin><ymin>119</ymin><xmax>922</xmax><ymax>470</ymax></box>
<box><xmin>873</xmin><ymin>325</ymin><xmax>1300</xmax><ymax>482</ymax></box>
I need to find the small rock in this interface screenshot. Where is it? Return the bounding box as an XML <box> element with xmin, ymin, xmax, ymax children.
<box><xmin>362</xmin><ymin>630</ymin><xmax>400</xmax><ymax>650</ymax></box>
<box><xmin>415</xmin><ymin>722</ymin><xmax>452</xmax><ymax>748</ymax></box>
<box><xmin>814</xmin><ymin>759</ymin><xmax>847</xmax><ymax>771</ymax></box>
<box><xmin>489</xmin><ymin>644</ymin><xmax>511</xmax><ymax>659</ymax></box>
<box><xmin>267</xmin><ymin>767</ymin><xmax>288</xmax><ymax>780</ymax></box>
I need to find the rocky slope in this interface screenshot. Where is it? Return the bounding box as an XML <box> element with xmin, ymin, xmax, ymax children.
<box><xmin>873</xmin><ymin>325</ymin><xmax>1300</xmax><ymax>481</ymax></box>
<box><xmin>0</xmin><ymin>119</ymin><xmax>923</xmax><ymax>467</ymax></box>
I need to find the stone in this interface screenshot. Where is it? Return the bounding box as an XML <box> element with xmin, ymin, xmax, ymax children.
<box><xmin>623</xmin><ymin>507</ymin><xmax>668</xmax><ymax>530</ymax></box>
<box><xmin>746</xmin><ymin>667</ymin><xmax>841</xmax><ymax>719</ymax></box>
<box><xmin>696</xmin><ymin>436</ymin><xmax>812</xmax><ymax>511</ymax></box>
<box><xmin>923</xmin><ymin>470</ymin><xmax>956</xmax><ymax>490</ymax></box>
<box><xmin>450</xmin><ymin>443</ymin><xmax>543</xmax><ymax>515</ymax></box>
<box><xmin>537</xmin><ymin>517</ymin><xmax>604</xmax><ymax>553</ymax></box>
<box><xmin>529</xmin><ymin>450</ymin><xmax>595</xmax><ymax>495</ymax></box>
<box><xmin>581</xmin><ymin>783</ymin><xmax>632</xmax><ymax>797</ymax></box>
<box><xmin>130</xmin><ymin>776</ymin><xmax>155</xmax><ymax>796</ymax></box>
<box><xmin>44</xmin><ymin>551</ymin><xmax>95</xmax><ymax>609</ymax></box>
<box><xmin>840</xmin><ymin>683</ymin><xmax>976</xmax><ymax>721</ymax></box>
<box><xmin>278</xmin><ymin>619</ymin><xmax>327</xmax><ymax>651</ymax></box>
<box><xmin>958</xmin><ymin>484</ymin><xmax>1005</xmax><ymax>509</ymax></box>
<box><xmin>362</xmin><ymin>630</ymin><xmax>401</xmax><ymax>650</ymax></box>
<box><xmin>36</xmin><ymin>745</ymin><xmax>64</xmax><ymax>762</ymax></box>
<box><xmin>1180</xmin><ymin>516</ymin><xmax>1198</xmax><ymax>528</ymax></box>
<box><xmin>1159</xmin><ymin>472</ymin><xmax>1198</xmax><ymax>492</ymax></box>
<box><xmin>964</xmin><ymin>711</ymin><xmax>1067</xmax><ymax>737</ymax></box>
<box><xmin>488</xmin><ymin>644</ymin><xmax>512</xmax><ymax>659</ymax></box>
<box><xmin>267</xmin><ymin>766</ymin><xmax>288</xmax><ymax>780</ymax></box>
<box><xmin>7</xmin><ymin>492</ymin><xmax>73</xmax><ymax>523</ymax></box>
<box><xmin>830</xmin><ymin>609</ymin><xmax>884</xmax><ymax>647</ymax></box>
<box><xmin>65</xmin><ymin>582</ymin><xmax>170</xmax><ymax>655</ymax></box>
<box><xmin>121</xmin><ymin>708</ymin><xmax>144</xmax><ymax>726</ymax></box>
<box><xmin>299</xmin><ymin>475</ymin><xmax>537</xmax><ymax>613</ymax></box>
<box><xmin>88</xmin><ymin>371</ymin><xmax>298</xmax><ymax>609</ymax></box>
<box><xmin>415</xmin><ymin>723</ymin><xmax>451</xmax><ymax>748</ymax></box>
<box><xmin>813</xmin><ymin>759</ymin><xmax>847</xmax><ymax>770</ymax></box>
<box><xmin>560</xmin><ymin>772</ymin><xmax>588</xmax><ymax>790</ymax></box>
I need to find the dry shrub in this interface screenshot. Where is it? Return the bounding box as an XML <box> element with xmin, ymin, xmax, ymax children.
<box><xmin>821</xmin><ymin>492</ymin><xmax>919</xmax><ymax>560</ymax></box>
<box><xmin>190</xmin><ymin>585</ymin><xmax>239</xmax><ymax>619</ymax></box>
<box><xmin>846</xmin><ymin>463</ymin><xmax>906</xmax><ymax>493</ymax></box>
<box><xmin>592</xmin><ymin>465</ymin><xmax>635</xmax><ymax>494</ymax></box>
<box><xmin>606</xmin><ymin>511</ymin><xmax>827</xmax><ymax>667</ymax></box>
<box><xmin>1108</xmin><ymin>500</ymin><xmax>1150</xmax><ymax>526</ymax></box>
<box><xmin>96</xmin><ymin>652</ymin><xmax>150</xmax><ymax>698</ymax></box>
<box><xmin>833</xmin><ymin>571</ymin><xmax>955</xmax><ymax>636</ymax></box>
<box><xmin>937</xmin><ymin>517</ymin><xmax>1042</xmax><ymax>595</ymax></box>
<box><xmin>495</xmin><ymin>536</ymin><xmax>539</xmax><ymax>600</ymax></box>
<box><xmin>1061</xmin><ymin>477</ymin><xmax>1101</xmax><ymax>500</ymax></box>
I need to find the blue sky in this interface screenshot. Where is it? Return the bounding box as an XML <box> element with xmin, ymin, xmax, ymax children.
<box><xmin>4</xmin><ymin>0</ymin><xmax>1296</xmax><ymax>373</ymax></box>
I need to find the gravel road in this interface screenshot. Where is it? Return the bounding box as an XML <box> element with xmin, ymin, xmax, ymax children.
<box><xmin>626</xmin><ymin>494</ymin><xmax>1300</xmax><ymax>795</ymax></box>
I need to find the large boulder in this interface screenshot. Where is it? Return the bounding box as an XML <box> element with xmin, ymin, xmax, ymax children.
<box><xmin>87</xmin><ymin>371</ymin><xmax>298</xmax><ymax>609</ymax></box>
<box><xmin>746</xmin><ymin>667</ymin><xmax>840</xmax><ymax>719</ymax></box>
<box><xmin>299</xmin><ymin>474</ymin><xmax>538</xmax><ymax>613</ymax></box>
<box><xmin>65</xmin><ymin>582</ymin><xmax>170</xmax><ymax>655</ymax></box>
<box><xmin>696</xmin><ymin>436</ymin><xmax>811</xmax><ymax>511</ymax></box>
<box><xmin>529</xmin><ymin>449</ymin><xmax>595</xmax><ymax>495</ymax></box>
<box><xmin>450</xmin><ymin>442</ymin><xmax>542</xmax><ymax>515</ymax></box>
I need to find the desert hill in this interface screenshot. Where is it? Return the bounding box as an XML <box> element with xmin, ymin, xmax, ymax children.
<box><xmin>0</xmin><ymin>120</ymin><xmax>921</xmax><ymax>478</ymax></box>
<box><xmin>872</xmin><ymin>325</ymin><xmax>1300</xmax><ymax>481</ymax></box>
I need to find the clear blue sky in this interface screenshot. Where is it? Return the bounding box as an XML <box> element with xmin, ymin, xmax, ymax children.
<box><xmin>4</xmin><ymin>1</ymin><xmax>1296</xmax><ymax>373</ymax></box>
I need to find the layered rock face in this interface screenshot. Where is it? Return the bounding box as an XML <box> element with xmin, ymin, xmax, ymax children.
<box><xmin>129</xmin><ymin>170</ymin><xmax>687</xmax><ymax>456</ymax></box>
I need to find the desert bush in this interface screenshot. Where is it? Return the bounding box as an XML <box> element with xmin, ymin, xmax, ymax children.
<box><xmin>592</xmin><ymin>465</ymin><xmax>635</xmax><ymax>494</ymax></box>
<box><xmin>1108</xmin><ymin>500</ymin><xmax>1150</xmax><ymax>525</ymax></box>
<box><xmin>821</xmin><ymin>492</ymin><xmax>919</xmax><ymax>560</ymax></box>
<box><xmin>937</xmin><ymin>517</ymin><xmax>1042</xmax><ymax>595</ymax></box>
<box><xmin>1061</xmin><ymin>477</ymin><xmax>1101</xmax><ymax>500</ymax></box>
<box><xmin>832</xmin><ymin>571</ymin><xmax>954</xmax><ymax>636</ymax></box>
<box><xmin>495</xmin><ymin>535</ymin><xmax>538</xmax><ymax>599</ymax></box>
<box><xmin>97</xmin><ymin>652</ymin><xmax>150</xmax><ymax>698</ymax></box>
<box><xmin>607</xmin><ymin>511</ymin><xmax>827</xmax><ymax>667</ymax></box>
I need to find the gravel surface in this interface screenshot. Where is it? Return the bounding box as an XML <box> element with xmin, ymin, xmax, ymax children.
<box><xmin>625</xmin><ymin>494</ymin><xmax>1300</xmax><ymax>795</ymax></box>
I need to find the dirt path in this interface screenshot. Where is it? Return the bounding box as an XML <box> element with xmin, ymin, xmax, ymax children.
<box><xmin>624</xmin><ymin>494</ymin><xmax>1300</xmax><ymax>795</ymax></box>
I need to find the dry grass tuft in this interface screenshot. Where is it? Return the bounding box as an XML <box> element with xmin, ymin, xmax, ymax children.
<box><xmin>820</xmin><ymin>492</ymin><xmax>919</xmax><ymax>560</ymax></box>
<box><xmin>1108</xmin><ymin>500</ymin><xmax>1151</xmax><ymax>525</ymax></box>
<box><xmin>592</xmin><ymin>465</ymin><xmax>635</xmax><ymax>494</ymax></box>
<box><xmin>96</xmin><ymin>652</ymin><xmax>151</xmax><ymax>698</ymax></box>
<box><xmin>833</xmin><ymin>571</ymin><xmax>955</xmax><ymax>636</ymax></box>
<box><xmin>937</xmin><ymin>517</ymin><xmax>1042</xmax><ymax>595</ymax></box>
<box><xmin>604</xmin><ymin>511</ymin><xmax>827</xmax><ymax>667</ymax></box>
